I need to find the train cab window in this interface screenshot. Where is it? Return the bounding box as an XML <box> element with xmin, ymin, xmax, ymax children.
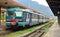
<box><xmin>15</xmin><ymin>11</ymin><xmax>22</xmax><ymax>17</ymax></box>
<box><xmin>7</xmin><ymin>11</ymin><xmax>16</xmax><ymax>16</ymax></box>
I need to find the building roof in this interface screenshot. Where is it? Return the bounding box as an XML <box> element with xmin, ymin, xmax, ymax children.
<box><xmin>46</xmin><ymin>0</ymin><xmax>60</xmax><ymax>16</ymax></box>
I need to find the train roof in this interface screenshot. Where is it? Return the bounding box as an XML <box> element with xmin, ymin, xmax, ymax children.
<box><xmin>6</xmin><ymin>7</ymin><xmax>47</xmax><ymax>16</ymax></box>
<box><xmin>22</xmin><ymin>9</ymin><xmax>43</xmax><ymax>15</ymax></box>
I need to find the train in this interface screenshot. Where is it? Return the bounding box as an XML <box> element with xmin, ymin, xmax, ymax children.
<box><xmin>6</xmin><ymin>7</ymin><xmax>49</xmax><ymax>28</ymax></box>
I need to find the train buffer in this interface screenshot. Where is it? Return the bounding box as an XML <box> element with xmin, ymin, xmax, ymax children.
<box><xmin>43</xmin><ymin>20</ymin><xmax>60</xmax><ymax>37</ymax></box>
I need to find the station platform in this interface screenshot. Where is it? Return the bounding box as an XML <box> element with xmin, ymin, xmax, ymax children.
<box><xmin>44</xmin><ymin>20</ymin><xmax>60</xmax><ymax>37</ymax></box>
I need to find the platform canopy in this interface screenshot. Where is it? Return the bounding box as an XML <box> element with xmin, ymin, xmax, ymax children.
<box><xmin>0</xmin><ymin>0</ymin><xmax>43</xmax><ymax>15</ymax></box>
<box><xmin>0</xmin><ymin>0</ymin><xmax>28</xmax><ymax>9</ymax></box>
<box><xmin>46</xmin><ymin>0</ymin><xmax>60</xmax><ymax>16</ymax></box>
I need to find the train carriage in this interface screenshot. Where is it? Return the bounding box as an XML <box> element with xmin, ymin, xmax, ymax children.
<box><xmin>6</xmin><ymin>7</ymin><xmax>49</xmax><ymax>28</ymax></box>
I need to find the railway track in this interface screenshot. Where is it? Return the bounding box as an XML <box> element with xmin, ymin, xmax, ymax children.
<box><xmin>0</xmin><ymin>22</ymin><xmax>54</xmax><ymax>37</ymax></box>
<box><xmin>23</xmin><ymin>22</ymin><xmax>53</xmax><ymax>37</ymax></box>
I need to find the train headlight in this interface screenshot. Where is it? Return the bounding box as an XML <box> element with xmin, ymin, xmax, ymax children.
<box><xmin>11</xmin><ymin>22</ymin><xmax>16</xmax><ymax>26</ymax></box>
<box><xmin>16</xmin><ymin>19</ymin><xmax>22</xmax><ymax>22</ymax></box>
<box><xmin>6</xmin><ymin>19</ymin><xmax>11</xmax><ymax>22</ymax></box>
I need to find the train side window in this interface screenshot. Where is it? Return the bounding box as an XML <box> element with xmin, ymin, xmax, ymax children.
<box><xmin>32</xmin><ymin>14</ymin><xmax>33</xmax><ymax>18</ymax></box>
<box><xmin>41</xmin><ymin>16</ymin><xmax>42</xmax><ymax>19</ymax></box>
<box><xmin>41</xmin><ymin>16</ymin><xmax>43</xmax><ymax>19</ymax></box>
<box><xmin>33</xmin><ymin>14</ymin><xmax>35</xmax><ymax>19</ymax></box>
<box><xmin>32</xmin><ymin>14</ymin><xmax>34</xmax><ymax>19</ymax></box>
<box><xmin>43</xmin><ymin>16</ymin><xmax>44</xmax><ymax>19</ymax></box>
<box><xmin>27</xmin><ymin>13</ymin><xmax>28</xmax><ymax>19</ymax></box>
<box><xmin>28</xmin><ymin>14</ymin><xmax>29</xmax><ymax>18</ymax></box>
<box><xmin>28</xmin><ymin>13</ymin><xmax>30</xmax><ymax>18</ymax></box>
<box><xmin>35</xmin><ymin>14</ymin><xmax>37</xmax><ymax>19</ymax></box>
<box><xmin>26</xmin><ymin>13</ymin><xmax>30</xmax><ymax>19</ymax></box>
<box><xmin>39</xmin><ymin>15</ymin><xmax>40</xmax><ymax>19</ymax></box>
<box><xmin>34</xmin><ymin>14</ymin><xmax>35</xmax><ymax>19</ymax></box>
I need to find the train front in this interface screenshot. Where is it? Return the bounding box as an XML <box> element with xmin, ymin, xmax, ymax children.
<box><xmin>6</xmin><ymin>8</ymin><xmax>23</xmax><ymax>28</ymax></box>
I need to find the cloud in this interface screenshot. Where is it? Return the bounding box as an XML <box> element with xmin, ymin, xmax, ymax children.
<box><xmin>32</xmin><ymin>0</ymin><xmax>49</xmax><ymax>6</ymax></box>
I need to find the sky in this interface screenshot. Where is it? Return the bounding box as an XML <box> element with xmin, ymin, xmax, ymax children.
<box><xmin>32</xmin><ymin>0</ymin><xmax>49</xmax><ymax>6</ymax></box>
<box><xmin>14</xmin><ymin>0</ymin><xmax>49</xmax><ymax>6</ymax></box>
<box><xmin>14</xmin><ymin>0</ymin><xmax>54</xmax><ymax>17</ymax></box>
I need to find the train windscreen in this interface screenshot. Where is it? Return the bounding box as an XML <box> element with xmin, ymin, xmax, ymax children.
<box><xmin>15</xmin><ymin>11</ymin><xmax>22</xmax><ymax>17</ymax></box>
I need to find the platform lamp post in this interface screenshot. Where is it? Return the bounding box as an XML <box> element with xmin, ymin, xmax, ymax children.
<box><xmin>57</xmin><ymin>11</ymin><xmax>60</xmax><ymax>25</ymax></box>
<box><xmin>1</xmin><ymin>0</ymin><xmax>8</xmax><ymax>25</ymax></box>
<box><xmin>1</xmin><ymin>1</ymin><xmax>7</xmax><ymax>25</ymax></box>
<box><xmin>1</xmin><ymin>8</ymin><xmax>6</xmax><ymax>25</ymax></box>
<box><xmin>0</xmin><ymin>7</ymin><xmax>1</xmax><ymax>25</ymax></box>
<box><xmin>58</xmin><ymin>16</ymin><xmax>60</xmax><ymax>25</ymax></box>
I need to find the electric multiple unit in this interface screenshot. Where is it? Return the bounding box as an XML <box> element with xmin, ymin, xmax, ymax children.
<box><xmin>6</xmin><ymin>7</ymin><xmax>49</xmax><ymax>28</ymax></box>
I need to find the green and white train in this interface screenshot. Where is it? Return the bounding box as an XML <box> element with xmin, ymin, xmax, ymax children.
<box><xmin>6</xmin><ymin>7</ymin><xmax>49</xmax><ymax>28</ymax></box>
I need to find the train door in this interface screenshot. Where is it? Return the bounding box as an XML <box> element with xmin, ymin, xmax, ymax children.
<box><xmin>29</xmin><ymin>13</ymin><xmax>32</xmax><ymax>26</ymax></box>
<box><xmin>23</xmin><ymin>11</ymin><xmax>27</xmax><ymax>22</ymax></box>
<box><xmin>26</xmin><ymin>12</ymin><xmax>32</xmax><ymax>26</ymax></box>
<box><xmin>26</xmin><ymin>13</ymin><xmax>30</xmax><ymax>25</ymax></box>
<box><xmin>38</xmin><ymin>15</ymin><xmax>39</xmax><ymax>23</ymax></box>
